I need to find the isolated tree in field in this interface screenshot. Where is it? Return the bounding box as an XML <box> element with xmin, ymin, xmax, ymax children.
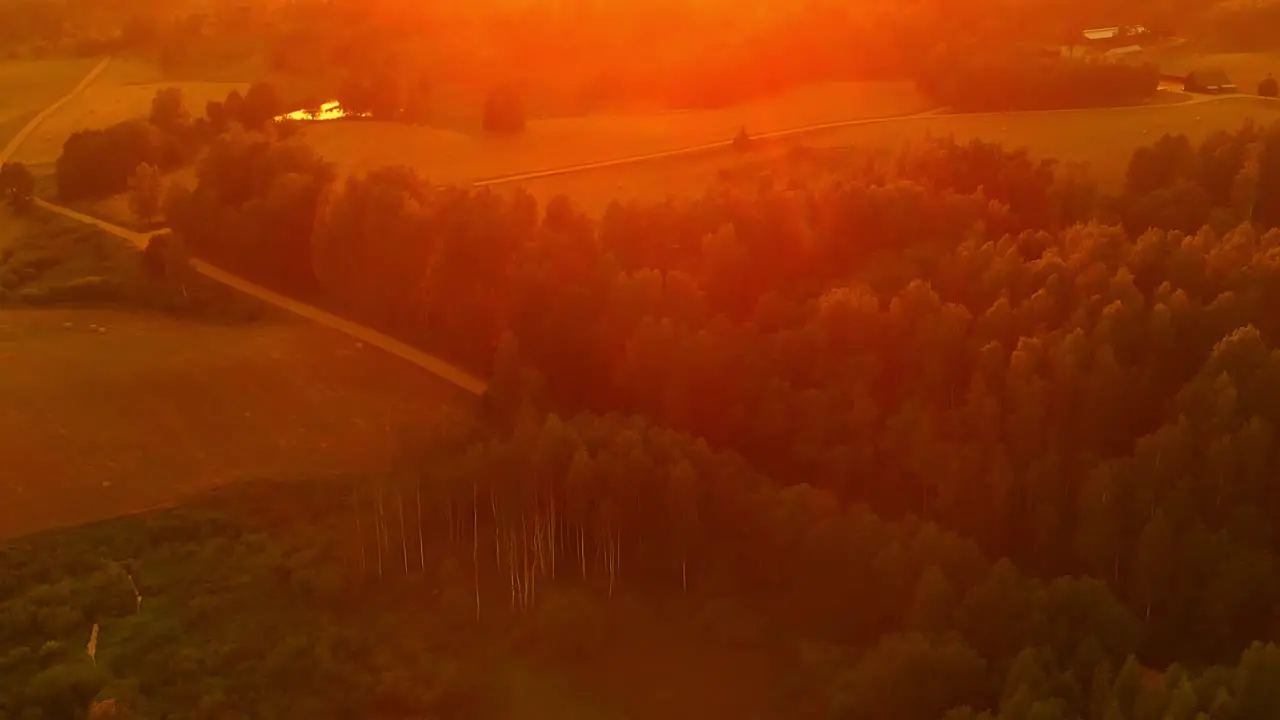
<box><xmin>149</xmin><ymin>87</ymin><xmax>189</xmax><ymax>133</ymax></box>
<box><xmin>240</xmin><ymin>81</ymin><xmax>282</xmax><ymax>128</ymax></box>
<box><xmin>141</xmin><ymin>231</ymin><xmax>190</xmax><ymax>300</ymax></box>
<box><xmin>482</xmin><ymin>85</ymin><xmax>526</xmax><ymax>134</ymax></box>
<box><xmin>1260</xmin><ymin>74</ymin><xmax>1279</xmax><ymax>98</ymax></box>
<box><xmin>128</xmin><ymin>163</ymin><xmax>164</xmax><ymax>226</ymax></box>
<box><xmin>0</xmin><ymin>161</ymin><xmax>35</xmax><ymax>212</ymax></box>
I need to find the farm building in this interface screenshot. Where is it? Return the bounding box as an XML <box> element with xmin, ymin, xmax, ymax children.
<box><xmin>1062</xmin><ymin>25</ymin><xmax>1151</xmax><ymax>59</ymax></box>
<box><xmin>1083</xmin><ymin>25</ymin><xmax>1151</xmax><ymax>43</ymax></box>
<box><xmin>1184</xmin><ymin>69</ymin><xmax>1237</xmax><ymax>94</ymax></box>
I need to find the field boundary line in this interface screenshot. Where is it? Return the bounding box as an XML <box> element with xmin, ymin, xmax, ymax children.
<box><xmin>0</xmin><ymin>56</ymin><xmax>111</xmax><ymax>163</ymax></box>
<box><xmin>472</xmin><ymin>109</ymin><xmax>943</xmax><ymax>186</ymax></box>
<box><xmin>474</xmin><ymin>93</ymin><xmax>1280</xmax><ymax>187</ymax></box>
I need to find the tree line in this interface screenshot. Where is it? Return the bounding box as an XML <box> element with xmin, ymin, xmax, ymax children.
<box><xmin>917</xmin><ymin>48</ymin><xmax>1160</xmax><ymax>112</ymax></box>
<box><xmin>55</xmin><ymin>83</ymin><xmax>285</xmax><ymax>205</ymax></box>
<box><xmin>367</xmin><ymin>409</ymin><xmax>1280</xmax><ymax>719</ymax></box>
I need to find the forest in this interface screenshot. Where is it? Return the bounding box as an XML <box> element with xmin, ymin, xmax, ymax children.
<box><xmin>9</xmin><ymin>1</ymin><xmax>1280</xmax><ymax>714</ymax></box>
<box><xmin>30</xmin><ymin>107</ymin><xmax>1253</xmax><ymax>717</ymax></box>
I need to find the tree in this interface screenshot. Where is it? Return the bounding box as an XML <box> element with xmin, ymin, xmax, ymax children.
<box><xmin>907</xmin><ymin>565</ymin><xmax>957</xmax><ymax>634</ymax></box>
<box><xmin>482</xmin><ymin>85</ymin><xmax>526</xmax><ymax>134</ymax></box>
<box><xmin>141</xmin><ymin>231</ymin><xmax>190</xmax><ymax>300</ymax></box>
<box><xmin>1259</xmin><ymin>74</ymin><xmax>1278</xmax><ymax>98</ymax></box>
<box><xmin>128</xmin><ymin>163</ymin><xmax>164</xmax><ymax>226</ymax></box>
<box><xmin>0</xmin><ymin>161</ymin><xmax>35</xmax><ymax>212</ymax></box>
<box><xmin>240</xmin><ymin>81</ymin><xmax>282</xmax><ymax>128</ymax></box>
<box><xmin>832</xmin><ymin>633</ymin><xmax>987</xmax><ymax>720</ymax></box>
<box><xmin>56</xmin><ymin>120</ymin><xmax>164</xmax><ymax>201</ymax></box>
<box><xmin>206</xmin><ymin>99</ymin><xmax>228</xmax><ymax>131</ymax></box>
<box><xmin>149</xmin><ymin>86</ymin><xmax>189</xmax><ymax>133</ymax></box>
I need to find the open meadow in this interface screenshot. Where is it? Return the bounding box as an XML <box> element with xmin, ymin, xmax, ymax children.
<box><xmin>8</xmin><ymin>58</ymin><xmax>248</xmax><ymax>166</ymax></box>
<box><xmin>1156</xmin><ymin>47</ymin><xmax>1280</xmax><ymax>93</ymax></box>
<box><xmin>505</xmin><ymin>95</ymin><xmax>1280</xmax><ymax>214</ymax></box>
<box><xmin>301</xmin><ymin>80</ymin><xmax>927</xmax><ymax>183</ymax></box>
<box><xmin>0</xmin><ymin>305</ymin><xmax>475</xmax><ymax>540</ymax></box>
<box><xmin>0</xmin><ymin>57</ymin><xmax>102</xmax><ymax>153</ymax></box>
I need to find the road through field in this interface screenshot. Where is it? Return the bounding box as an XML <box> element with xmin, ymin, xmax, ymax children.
<box><xmin>4</xmin><ymin>58</ymin><xmax>487</xmax><ymax>397</ymax></box>
<box><xmin>473</xmin><ymin>90</ymin><xmax>1259</xmax><ymax>187</ymax></box>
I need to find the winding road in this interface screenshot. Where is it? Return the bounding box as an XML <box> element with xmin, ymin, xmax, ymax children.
<box><xmin>4</xmin><ymin>57</ymin><xmax>1273</xmax><ymax>395</ymax></box>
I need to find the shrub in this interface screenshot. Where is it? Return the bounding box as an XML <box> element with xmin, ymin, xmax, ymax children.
<box><xmin>1260</xmin><ymin>75</ymin><xmax>1279</xmax><ymax>97</ymax></box>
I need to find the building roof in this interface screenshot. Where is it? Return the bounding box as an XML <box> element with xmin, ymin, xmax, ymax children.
<box><xmin>1083</xmin><ymin>27</ymin><xmax>1119</xmax><ymax>40</ymax></box>
<box><xmin>1082</xmin><ymin>24</ymin><xmax>1149</xmax><ymax>41</ymax></box>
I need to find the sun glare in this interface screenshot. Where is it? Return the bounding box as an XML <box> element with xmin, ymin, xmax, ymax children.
<box><xmin>275</xmin><ymin>100</ymin><xmax>364</xmax><ymax>122</ymax></box>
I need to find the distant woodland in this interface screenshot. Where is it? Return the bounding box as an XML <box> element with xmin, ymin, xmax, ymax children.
<box><xmin>0</xmin><ymin>0</ymin><xmax>1267</xmax><ymax>113</ymax></box>
<box><xmin>130</xmin><ymin>108</ymin><xmax>1280</xmax><ymax>715</ymax></box>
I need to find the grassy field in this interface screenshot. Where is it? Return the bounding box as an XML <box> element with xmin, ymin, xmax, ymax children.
<box><xmin>9</xmin><ymin>58</ymin><xmax>247</xmax><ymax>166</ymax></box>
<box><xmin>0</xmin><ymin>57</ymin><xmax>102</xmax><ymax>150</ymax></box>
<box><xmin>0</xmin><ymin>210</ymin><xmax>139</xmax><ymax>302</ymax></box>
<box><xmin>302</xmin><ymin>80</ymin><xmax>927</xmax><ymax>184</ymax></box>
<box><xmin>0</xmin><ymin>306</ymin><xmax>476</xmax><ymax>540</ymax></box>
<box><xmin>506</xmin><ymin>95</ymin><xmax>1280</xmax><ymax>214</ymax></box>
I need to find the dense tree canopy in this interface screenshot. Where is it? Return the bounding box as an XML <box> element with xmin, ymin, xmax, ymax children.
<box><xmin>918</xmin><ymin>50</ymin><xmax>1159</xmax><ymax>112</ymax></box>
<box><xmin>55</xmin><ymin>83</ymin><xmax>289</xmax><ymax>205</ymax></box>
<box><xmin>163</xmin><ymin>118</ymin><xmax>1280</xmax><ymax>699</ymax></box>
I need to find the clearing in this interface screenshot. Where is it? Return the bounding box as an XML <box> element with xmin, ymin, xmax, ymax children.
<box><xmin>8</xmin><ymin>57</ymin><xmax>248</xmax><ymax>167</ymax></box>
<box><xmin>0</xmin><ymin>306</ymin><xmax>475</xmax><ymax>540</ymax></box>
<box><xmin>506</xmin><ymin>96</ymin><xmax>1280</xmax><ymax>214</ymax></box>
<box><xmin>302</xmin><ymin>80</ymin><xmax>927</xmax><ymax>183</ymax></box>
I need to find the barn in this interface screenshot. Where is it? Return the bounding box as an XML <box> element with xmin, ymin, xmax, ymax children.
<box><xmin>1184</xmin><ymin>69</ymin><xmax>1237</xmax><ymax>94</ymax></box>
